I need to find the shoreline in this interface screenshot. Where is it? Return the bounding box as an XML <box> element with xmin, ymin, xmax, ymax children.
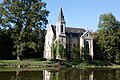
<box><xmin>0</xmin><ymin>60</ymin><xmax>120</xmax><ymax>71</ymax></box>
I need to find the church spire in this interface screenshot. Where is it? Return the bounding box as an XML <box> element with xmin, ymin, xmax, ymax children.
<box><xmin>58</xmin><ymin>7</ymin><xmax>65</xmax><ymax>22</ymax></box>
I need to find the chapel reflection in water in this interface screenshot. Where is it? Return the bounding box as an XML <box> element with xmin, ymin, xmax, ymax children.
<box><xmin>43</xmin><ymin>69</ymin><xmax>94</xmax><ymax>80</ymax></box>
<box><xmin>0</xmin><ymin>68</ymin><xmax>120</xmax><ymax>80</ymax></box>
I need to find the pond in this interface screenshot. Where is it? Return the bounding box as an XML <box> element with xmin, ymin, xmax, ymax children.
<box><xmin>0</xmin><ymin>68</ymin><xmax>120</xmax><ymax>80</ymax></box>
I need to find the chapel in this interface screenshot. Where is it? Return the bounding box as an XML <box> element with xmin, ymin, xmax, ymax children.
<box><xmin>44</xmin><ymin>7</ymin><xmax>93</xmax><ymax>60</ymax></box>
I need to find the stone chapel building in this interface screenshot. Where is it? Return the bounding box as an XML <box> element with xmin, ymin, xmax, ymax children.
<box><xmin>44</xmin><ymin>7</ymin><xmax>93</xmax><ymax>60</ymax></box>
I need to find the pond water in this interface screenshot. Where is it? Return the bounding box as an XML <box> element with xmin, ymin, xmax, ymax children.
<box><xmin>0</xmin><ymin>68</ymin><xmax>120</xmax><ymax>80</ymax></box>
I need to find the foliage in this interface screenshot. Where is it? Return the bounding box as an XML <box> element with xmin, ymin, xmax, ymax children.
<box><xmin>51</xmin><ymin>40</ymin><xmax>57</xmax><ymax>60</ymax></box>
<box><xmin>72</xmin><ymin>46</ymin><xmax>80</xmax><ymax>59</ymax></box>
<box><xmin>51</xmin><ymin>41</ymin><xmax>66</xmax><ymax>59</ymax></box>
<box><xmin>95</xmin><ymin>13</ymin><xmax>120</xmax><ymax>64</ymax></box>
<box><xmin>80</xmin><ymin>47</ymin><xmax>92</xmax><ymax>61</ymax></box>
<box><xmin>98</xmin><ymin>13</ymin><xmax>120</xmax><ymax>30</ymax></box>
<box><xmin>0</xmin><ymin>0</ymin><xmax>49</xmax><ymax>60</ymax></box>
<box><xmin>59</xmin><ymin>42</ymin><xmax>66</xmax><ymax>59</ymax></box>
<box><xmin>0</xmin><ymin>29</ymin><xmax>15</xmax><ymax>59</ymax></box>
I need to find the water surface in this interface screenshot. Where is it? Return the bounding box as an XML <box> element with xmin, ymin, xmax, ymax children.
<box><xmin>0</xmin><ymin>68</ymin><xmax>120</xmax><ymax>80</ymax></box>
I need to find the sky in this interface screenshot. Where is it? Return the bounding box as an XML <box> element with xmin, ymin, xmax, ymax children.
<box><xmin>0</xmin><ymin>0</ymin><xmax>120</xmax><ymax>31</ymax></box>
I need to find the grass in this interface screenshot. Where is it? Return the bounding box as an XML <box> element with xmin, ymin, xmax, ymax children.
<box><xmin>60</xmin><ymin>60</ymin><xmax>120</xmax><ymax>69</ymax></box>
<box><xmin>0</xmin><ymin>60</ymin><xmax>60</xmax><ymax>68</ymax></box>
<box><xmin>0</xmin><ymin>59</ymin><xmax>120</xmax><ymax>70</ymax></box>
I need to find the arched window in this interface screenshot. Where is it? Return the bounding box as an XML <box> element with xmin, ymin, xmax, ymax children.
<box><xmin>85</xmin><ymin>41</ymin><xmax>89</xmax><ymax>54</ymax></box>
<box><xmin>73</xmin><ymin>44</ymin><xmax>76</xmax><ymax>47</ymax></box>
<box><xmin>84</xmin><ymin>40</ymin><xmax>89</xmax><ymax>55</ymax></box>
<box><xmin>61</xmin><ymin>25</ymin><xmax>63</xmax><ymax>32</ymax></box>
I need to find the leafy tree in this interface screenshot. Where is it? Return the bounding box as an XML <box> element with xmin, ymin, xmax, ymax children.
<box><xmin>92</xmin><ymin>32</ymin><xmax>102</xmax><ymax>60</ymax></box>
<box><xmin>98</xmin><ymin>13</ymin><xmax>120</xmax><ymax>30</ymax></box>
<box><xmin>51</xmin><ymin>40</ymin><xmax>57</xmax><ymax>60</ymax></box>
<box><xmin>0</xmin><ymin>29</ymin><xmax>14</xmax><ymax>59</ymax></box>
<box><xmin>31</xmin><ymin>29</ymin><xmax>46</xmax><ymax>57</ymax></box>
<box><xmin>0</xmin><ymin>0</ymin><xmax>49</xmax><ymax>60</ymax></box>
<box><xmin>59</xmin><ymin>43</ymin><xmax>65</xmax><ymax>59</ymax></box>
<box><xmin>96</xmin><ymin>13</ymin><xmax>120</xmax><ymax>63</ymax></box>
<box><xmin>72</xmin><ymin>46</ymin><xmax>80</xmax><ymax>59</ymax></box>
<box><xmin>51</xmin><ymin>41</ymin><xmax>66</xmax><ymax>59</ymax></box>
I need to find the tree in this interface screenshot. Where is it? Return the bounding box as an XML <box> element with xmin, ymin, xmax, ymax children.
<box><xmin>72</xmin><ymin>46</ymin><xmax>80</xmax><ymax>59</ymax></box>
<box><xmin>0</xmin><ymin>29</ymin><xmax>14</xmax><ymax>59</ymax></box>
<box><xmin>51</xmin><ymin>41</ymin><xmax>66</xmax><ymax>60</ymax></box>
<box><xmin>98</xmin><ymin>13</ymin><xmax>120</xmax><ymax>30</ymax></box>
<box><xmin>96</xmin><ymin>13</ymin><xmax>120</xmax><ymax>63</ymax></box>
<box><xmin>51</xmin><ymin>40</ymin><xmax>57</xmax><ymax>60</ymax></box>
<box><xmin>59</xmin><ymin>43</ymin><xmax>65</xmax><ymax>59</ymax></box>
<box><xmin>0</xmin><ymin>0</ymin><xmax>49</xmax><ymax>60</ymax></box>
<box><xmin>92</xmin><ymin>32</ymin><xmax>101</xmax><ymax>60</ymax></box>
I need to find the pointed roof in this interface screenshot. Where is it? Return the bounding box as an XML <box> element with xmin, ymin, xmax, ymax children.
<box><xmin>58</xmin><ymin>7</ymin><xmax>65</xmax><ymax>22</ymax></box>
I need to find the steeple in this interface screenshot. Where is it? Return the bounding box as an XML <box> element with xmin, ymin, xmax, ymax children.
<box><xmin>58</xmin><ymin>7</ymin><xmax>65</xmax><ymax>22</ymax></box>
<box><xmin>56</xmin><ymin>7</ymin><xmax>66</xmax><ymax>36</ymax></box>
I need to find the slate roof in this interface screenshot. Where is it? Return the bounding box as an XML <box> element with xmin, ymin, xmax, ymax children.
<box><xmin>65</xmin><ymin>27</ymin><xmax>86</xmax><ymax>37</ymax></box>
<box><xmin>65</xmin><ymin>27</ymin><xmax>85</xmax><ymax>33</ymax></box>
<box><xmin>50</xmin><ymin>7</ymin><xmax>86</xmax><ymax>38</ymax></box>
<box><xmin>51</xmin><ymin>25</ymin><xmax>56</xmax><ymax>35</ymax></box>
<box><xmin>51</xmin><ymin>25</ymin><xmax>86</xmax><ymax>37</ymax></box>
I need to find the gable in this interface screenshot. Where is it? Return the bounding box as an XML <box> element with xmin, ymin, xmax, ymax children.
<box><xmin>81</xmin><ymin>31</ymin><xmax>93</xmax><ymax>39</ymax></box>
<box><xmin>46</xmin><ymin>24</ymin><xmax>54</xmax><ymax>36</ymax></box>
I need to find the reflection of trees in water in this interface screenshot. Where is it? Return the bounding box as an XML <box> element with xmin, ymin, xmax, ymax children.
<box><xmin>43</xmin><ymin>69</ymin><xmax>120</xmax><ymax>80</ymax></box>
<box><xmin>10</xmin><ymin>71</ymin><xmax>43</xmax><ymax>80</ymax></box>
<box><xmin>10</xmin><ymin>71</ymin><xmax>22</xmax><ymax>80</ymax></box>
<box><xmin>1</xmin><ymin>69</ymin><xmax>120</xmax><ymax>80</ymax></box>
<box><xmin>10</xmin><ymin>71</ymin><xmax>28</xmax><ymax>80</ymax></box>
<box><xmin>94</xmin><ymin>69</ymin><xmax>120</xmax><ymax>80</ymax></box>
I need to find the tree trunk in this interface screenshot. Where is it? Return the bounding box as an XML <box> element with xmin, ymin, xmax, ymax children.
<box><xmin>17</xmin><ymin>56</ymin><xmax>20</xmax><ymax>61</ymax></box>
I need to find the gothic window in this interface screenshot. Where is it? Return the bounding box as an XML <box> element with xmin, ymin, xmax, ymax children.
<box><xmin>85</xmin><ymin>41</ymin><xmax>89</xmax><ymax>54</ymax></box>
<box><xmin>73</xmin><ymin>44</ymin><xmax>76</xmax><ymax>47</ymax></box>
<box><xmin>84</xmin><ymin>40</ymin><xmax>89</xmax><ymax>55</ymax></box>
<box><xmin>61</xmin><ymin>25</ymin><xmax>63</xmax><ymax>32</ymax></box>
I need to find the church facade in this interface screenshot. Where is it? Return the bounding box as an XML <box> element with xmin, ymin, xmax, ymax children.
<box><xmin>44</xmin><ymin>8</ymin><xmax>93</xmax><ymax>60</ymax></box>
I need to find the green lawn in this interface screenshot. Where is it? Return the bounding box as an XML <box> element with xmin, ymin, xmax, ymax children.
<box><xmin>0</xmin><ymin>60</ymin><xmax>60</xmax><ymax>68</ymax></box>
<box><xmin>0</xmin><ymin>59</ymin><xmax>120</xmax><ymax>69</ymax></box>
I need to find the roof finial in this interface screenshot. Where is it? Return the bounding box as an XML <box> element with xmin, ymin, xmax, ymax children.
<box><xmin>49</xmin><ymin>19</ymin><xmax>52</xmax><ymax>24</ymax></box>
<box><xmin>87</xmin><ymin>27</ymin><xmax>88</xmax><ymax>31</ymax></box>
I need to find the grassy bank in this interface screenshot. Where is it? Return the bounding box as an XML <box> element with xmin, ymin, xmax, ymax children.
<box><xmin>0</xmin><ymin>60</ymin><xmax>60</xmax><ymax>68</ymax></box>
<box><xmin>60</xmin><ymin>60</ymin><xmax>120</xmax><ymax>69</ymax></box>
<box><xmin>0</xmin><ymin>59</ymin><xmax>120</xmax><ymax>70</ymax></box>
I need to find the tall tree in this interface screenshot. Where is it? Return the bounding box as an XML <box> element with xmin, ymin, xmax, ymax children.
<box><xmin>97</xmin><ymin>13</ymin><xmax>120</xmax><ymax>63</ymax></box>
<box><xmin>0</xmin><ymin>0</ymin><xmax>49</xmax><ymax>60</ymax></box>
<box><xmin>98</xmin><ymin>13</ymin><xmax>120</xmax><ymax>30</ymax></box>
<box><xmin>0</xmin><ymin>29</ymin><xmax>14</xmax><ymax>59</ymax></box>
